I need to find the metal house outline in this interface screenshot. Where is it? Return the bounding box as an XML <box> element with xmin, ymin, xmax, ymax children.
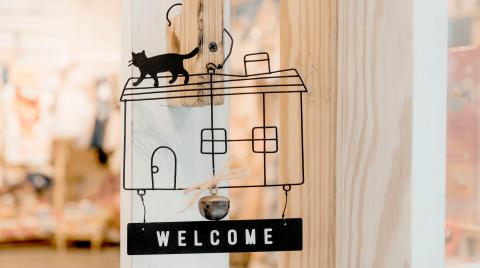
<box><xmin>121</xmin><ymin>52</ymin><xmax>307</xmax><ymax>192</ymax></box>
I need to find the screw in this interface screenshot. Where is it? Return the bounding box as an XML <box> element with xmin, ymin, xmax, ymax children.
<box><xmin>209</xmin><ymin>42</ymin><xmax>218</xmax><ymax>52</ymax></box>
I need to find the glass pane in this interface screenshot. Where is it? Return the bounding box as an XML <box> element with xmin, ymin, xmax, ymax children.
<box><xmin>447</xmin><ymin>0</ymin><xmax>480</xmax><ymax>266</ymax></box>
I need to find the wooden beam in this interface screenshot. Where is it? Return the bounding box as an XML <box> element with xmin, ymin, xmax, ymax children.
<box><xmin>280</xmin><ymin>0</ymin><xmax>446</xmax><ymax>267</ymax></box>
<box><xmin>279</xmin><ymin>0</ymin><xmax>338</xmax><ymax>267</ymax></box>
<box><xmin>167</xmin><ymin>0</ymin><xmax>224</xmax><ymax>106</ymax></box>
<box><xmin>336</xmin><ymin>0</ymin><xmax>414</xmax><ymax>265</ymax></box>
<box><xmin>336</xmin><ymin>0</ymin><xmax>446</xmax><ymax>267</ymax></box>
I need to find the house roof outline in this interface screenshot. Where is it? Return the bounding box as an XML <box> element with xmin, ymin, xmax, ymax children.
<box><xmin>120</xmin><ymin>68</ymin><xmax>308</xmax><ymax>102</ymax></box>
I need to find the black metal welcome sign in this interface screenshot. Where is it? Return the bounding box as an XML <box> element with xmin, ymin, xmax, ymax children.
<box><xmin>122</xmin><ymin>3</ymin><xmax>309</xmax><ymax>256</ymax></box>
<box><xmin>127</xmin><ymin>218</ymin><xmax>302</xmax><ymax>255</ymax></box>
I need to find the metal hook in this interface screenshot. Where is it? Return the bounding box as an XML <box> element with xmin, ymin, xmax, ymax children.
<box><xmin>209</xmin><ymin>184</ymin><xmax>218</xmax><ymax>195</ymax></box>
<box><xmin>137</xmin><ymin>190</ymin><xmax>147</xmax><ymax>226</ymax></box>
<box><xmin>166</xmin><ymin>3</ymin><xmax>182</xmax><ymax>26</ymax></box>
<box><xmin>281</xmin><ymin>185</ymin><xmax>292</xmax><ymax>225</ymax></box>
<box><xmin>166</xmin><ymin>3</ymin><xmax>234</xmax><ymax>70</ymax></box>
<box><xmin>206</xmin><ymin>63</ymin><xmax>217</xmax><ymax>73</ymax></box>
<box><xmin>219</xmin><ymin>28</ymin><xmax>234</xmax><ymax>69</ymax></box>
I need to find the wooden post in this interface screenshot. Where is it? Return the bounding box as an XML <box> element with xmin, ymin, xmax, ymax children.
<box><xmin>280</xmin><ymin>0</ymin><xmax>446</xmax><ymax>267</ymax></box>
<box><xmin>279</xmin><ymin>0</ymin><xmax>338</xmax><ymax>267</ymax></box>
<box><xmin>121</xmin><ymin>0</ymin><xmax>229</xmax><ymax>267</ymax></box>
<box><xmin>167</xmin><ymin>0</ymin><xmax>225</xmax><ymax>106</ymax></box>
<box><xmin>53</xmin><ymin>139</ymin><xmax>70</xmax><ymax>214</ymax></box>
<box><xmin>53</xmin><ymin>139</ymin><xmax>70</xmax><ymax>251</ymax></box>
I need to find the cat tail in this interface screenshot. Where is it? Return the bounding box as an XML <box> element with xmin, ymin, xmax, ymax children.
<box><xmin>181</xmin><ymin>47</ymin><xmax>200</xmax><ymax>59</ymax></box>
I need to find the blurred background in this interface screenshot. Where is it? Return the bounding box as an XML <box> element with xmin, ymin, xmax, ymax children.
<box><xmin>0</xmin><ymin>0</ymin><xmax>281</xmax><ymax>267</ymax></box>
<box><xmin>0</xmin><ymin>0</ymin><xmax>121</xmax><ymax>267</ymax></box>
<box><xmin>0</xmin><ymin>0</ymin><xmax>479</xmax><ymax>267</ymax></box>
<box><xmin>447</xmin><ymin>0</ymin><xmax>480</xmax><ymax>267</ymax></box>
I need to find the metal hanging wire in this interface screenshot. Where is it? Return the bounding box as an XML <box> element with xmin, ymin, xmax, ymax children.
<box><xmin>137</xmin><ymin>190</ymin><xmax>147</xmax><ymax>226</ymax></box>
<box><xmin>281</xmin><ymin>185</ymin><xmax>291</xmax><ymax>225</ymax></box>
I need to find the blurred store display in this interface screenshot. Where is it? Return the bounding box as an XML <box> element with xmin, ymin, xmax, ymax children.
<box><xmin>0</xmin><ymin>0</ymin><xmax>121</xmax><ymax>250</ymax></box>
<box><xmin>0</xmin><ymin>0</ymin><xmax>283</xmax><ymax>267</ymax></box>
<box><xmin>447</xmin><ymin>0</ymin><xmax>480</xmax><ymax>266</ymax></box>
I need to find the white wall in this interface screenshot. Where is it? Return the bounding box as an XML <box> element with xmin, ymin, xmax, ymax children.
<box><xmin>411</xmin><ymin>0</ymin><xmax>447</xmax><ymax>267</ymax></box>
<box><xmin>120</xmin><ymin>0</ymin><xmax>230</xmax><ymax>267</ymax></box>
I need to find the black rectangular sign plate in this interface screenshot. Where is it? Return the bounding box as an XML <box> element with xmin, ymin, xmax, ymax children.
<box><xmin>127</xmin><ymin>218</ymin><xmax>302</xmax><ymax>255</ymax></box>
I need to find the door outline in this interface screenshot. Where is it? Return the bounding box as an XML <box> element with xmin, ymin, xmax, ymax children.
<box><xmin>150</xmin><ymin>146</ymin><xmax>177</xmax><ymax>189</ymax></box>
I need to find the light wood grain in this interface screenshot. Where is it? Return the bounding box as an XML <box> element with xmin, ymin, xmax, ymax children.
<box><xmin>167</xmin><ymin>0</ymin><xmax>224</xmax><ymax>106</ymax></box>
<box><xmin>336</xmin><ymin>0</ymin><xmax>413</xmax><ymax>267</ymax></box>
<box><xmin>335</xmin><ymin>1</ymin><xmax>447</xmax><ymax>265</ymax></box>
<box><xmin>279</xmin><ymin>0</ymin><xmax>338</xmax><ymax>267</ymax></box>
<box><xmin>53</xmin><ymin>139</ymin><xmax>70</xmax><ymax>251</ymax></box>
<box><xmin>281</xmin><ymin>0</ymin><xmax>446</xmax><ymax>267</ymax></box>
<box><xmin>53</xmin><ymin>140</ymin><xmax>70</xmax><ymax>214</ymax></box>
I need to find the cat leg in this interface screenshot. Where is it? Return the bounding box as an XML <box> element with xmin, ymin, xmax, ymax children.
<box><xmin>133</xmin><ymin>72</ymin><xmax>146</xmax><ymax>86</ymax></box>
<box><xmin>169</xmin><ymin>72</ymin><xmax>178</xmax><ymax>84</ymax></box>
<box><xmin>180</xmin><ymin>68</ymin><xmax>189</xmax><ymax>85</ymax></box>
<box><xmin>151</xmin><ymin>74</ymin><xmax>159</xmax><ymax>87</ymax></box>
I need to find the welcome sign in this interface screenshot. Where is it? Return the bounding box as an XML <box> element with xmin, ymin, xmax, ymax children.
<box><xmin>127</xmin><ymin>218</ymin><xmax>302</xmax><ymax>255</ymax></box>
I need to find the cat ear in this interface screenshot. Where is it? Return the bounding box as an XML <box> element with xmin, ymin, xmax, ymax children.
<box><xmin>131</xmin><ymin>52</ymin><xmax>135</xmax><ymax>56</ymax></box>
<box><xmin>141</xmin><ymin>50</ymin><xmax>146</xmax><ymax>55</ymax></box>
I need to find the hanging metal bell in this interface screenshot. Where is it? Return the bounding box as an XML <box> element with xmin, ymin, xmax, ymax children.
<box><xmin>198</xmin><ymin>189</ymin><xmax>230</xmax><ymax>221</ymax></box>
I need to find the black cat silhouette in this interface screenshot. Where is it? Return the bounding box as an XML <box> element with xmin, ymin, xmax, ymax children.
<box><xmin>129</xmin><ymin>47</ymin><xmax>199</xmax><ymax>87</ymax></box>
